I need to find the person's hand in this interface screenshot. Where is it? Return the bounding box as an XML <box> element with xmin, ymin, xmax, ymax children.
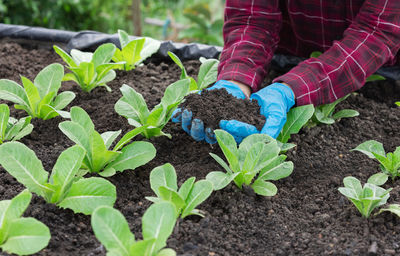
<box><xmin>219</xmin><ymin>83</ymin><xmax>295</xmax><ymax>142</ymax></box>
<box><xmin>172</xmin><ymin>80</ymin><xmax>247</xmax><ymax>143</ymax></box>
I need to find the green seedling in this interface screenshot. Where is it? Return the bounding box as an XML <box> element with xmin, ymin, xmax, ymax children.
<box><xmin>396</xmin><ymin>102</ymin><xmax>400</xmax><ymax>107</ymax></box>
<box><xmin>338</xmin><ymin>174</ymin><xmax>392</xmax><ymax>218</ymax></box>
<box><xmin>206</xmin><ymin>130</ymin><xmax>293</xmax><ymax>196</ymax></box>
<box><xmin>54</xmin><ymin>43</ymin><xmax>124</xmax><ymax>92</ymax></box>
<box><xmin>112</xmin><ymin>29</ymin><xmax>161</xmax><ymax>71</ymax></box>
<box><xmin>352</xmin><ymin>140</ymin><xmax>400</xmax><ymax>180</ymax></box>
<box><xmin>277</xmin><ymin>104</ymin><xmax>314</xmax><ymax>151</ymax></box>
<box><xmin>0</xmin><ymin>63</ymin><xmax>75</xmax><ymax>120</ymax></box>
<box><xmin>168</xmin><ymin>51</ymin><xmax>219</xmax><ymax>92</ymax></box>
<box><xmin>92</xmin><ymin>202</ymin><xmax>177</xmax><ymax>256</ymax></box>
<box><xmin>59</xmin><ymin>106</ymin><xmax>156</xmax><ymax>176</ymax></box>
<box><xmin>147</xmin><ymin>163</ymin><xmax>213</xmax><ymax>219</ymax></box>
<box><xmin>0</xmin><ymin>190</ymin><xmax>51</xmax><ymax>255</ymax></box>
<box><xmin>0</xmin><ymin>143</ymin><xmax>116</xmax><ymax>215</ymax></box>
<box><xmin>115</xmin><ymin>80</ymin><xmax>190</xmax><ymax>139</ymax></box>
<box><xmin>307</xmin><ymin>94</ymin><xmax>359</xmax><ymax>126</ymax></box>
<box><xmin>0</xmin><ymin>104</ymin><xmax>33</xmax><ymax>144</ymax></box>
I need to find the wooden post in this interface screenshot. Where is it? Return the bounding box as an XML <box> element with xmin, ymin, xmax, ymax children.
<box><xmin>132</xmin><ymin>0</ymin><xmax>142</xmax><ymax>36</ymax></box>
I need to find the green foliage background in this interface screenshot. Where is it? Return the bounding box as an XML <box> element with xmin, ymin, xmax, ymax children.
<box><xmin>0</xmin><ymin>0</ymin><xmax>224</xmax><ymax>45</ymax></box>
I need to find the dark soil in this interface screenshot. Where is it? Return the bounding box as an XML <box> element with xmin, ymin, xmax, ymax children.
<box><xmin>182</xmin><ymin>89</ymin><xmax>265</xmax><ymax>130</ymax></box>
<box><xmin>1</xmin><ymin>42</ymin><xmax>400</xmax><ymax>256</ymax></box>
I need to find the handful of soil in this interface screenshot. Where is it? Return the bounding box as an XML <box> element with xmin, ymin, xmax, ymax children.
<box><xmin>181</xmin><ymin>88</ymin><xmax>266</xmax><ymax>130</ymax></box>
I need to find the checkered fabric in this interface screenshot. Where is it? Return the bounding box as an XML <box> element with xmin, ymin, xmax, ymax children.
<box><xmin>217</xmin><ymin>0</ymin><xmax>400</xmax><ymax>106</ymax></box>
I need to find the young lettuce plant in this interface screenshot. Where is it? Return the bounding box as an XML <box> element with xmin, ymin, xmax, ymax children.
<box><xmin>338</xmin><ymin>174</ymin><xmax>396</xmax><ymax>218</ymax></box>
<box><xmin>146</xmin><ymin>163</ymin><xmax>213</xmax><ymax>218</ymax></box>
<box><xmin>0</xmin><ymin>63</ymin><xmax>75</xmax><ymax>119</ymax></box>
<box><xmin>0</xmin><ymin>104</ymin><xmax>33</xmax><ymax>144</ymax></box>
<box><xmin>352</xmin><ymin>140</ymin><xmax>400</xmax><ymax>180</ymax></box>
<box><xmin>59</xmin><ymin>106</ymin><xmax>156</xmax><ymax>177</ymax></box>
<box><xmin>54</xmin><ymin>43</ymin><xmax>124</xmax><ymax>92</ymax></box>
<box><xmin>168</xmin><ymin>51</ymin><xmax>219</xmax><ymax>92</ymax></box>
<box><xmin>0</xmin><ymin>142</ymin><xmax>116</xmax><ymax>215</ymax></box>
<box><xmin>115</xmin><ymin>80</ymin><xmax>190</xmax><ymax>139</ymax></box>
<box><xmin>0</xmin><ymin>190</ymin><xmax>51</xmax><ymax>255</ymax></box>
<box><xmin>206</xmin><ymin>130</ymin><xmax>294</xmax><ymax>196</ymax></box>
<box><xmin>277</xmin><ymin>104</ymin><xmax>314</xmax><ymax>151</ymax></box>
<box><xmin>112</xmin><ymin>29</ymin><xmax>161</xmax><ymax>71</ymax></box>
<box><xmin>307</xmin><ymin>94</ymin><xmax>359</xmax><ymax>126</ymax></box>
<box><xmin>92</xmin><ymin>202</ymin><xmax>177</xmax><ymax>256</ymax></box>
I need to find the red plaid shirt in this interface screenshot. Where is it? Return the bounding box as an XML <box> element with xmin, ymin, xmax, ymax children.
<box><xmin>217</xmin><ymin>0</ymin><xmax>400</xmax><ymax>106</ymax></box>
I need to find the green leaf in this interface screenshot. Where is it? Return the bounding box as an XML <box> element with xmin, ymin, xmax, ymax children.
<box><xmin>96</xmin><ymin>63</ymin><xmax>124</xmax><ymax>82</ymax></box>
<box><xmin>6</xmin><ymin>117</ymin><xmax>33</xmax><ymax>142</ymax></box>
<box><xmin>367</xmin><ymin>173</ymin><xmax>389</xmax><ymax>186</ymax></box>
<box><xmin>278</xmin><ymin>104</ymin><xmax>314</xmax><ymax>143</ymax></box>
<box><xmin>214</xmin><ymin>129</ymin><xmax>239</xmax><ymax>171</ymax></box>
<box><xmin>90</xmin><ymin>131</ymin><xmax>120</xmax><ymax>173</ymax></box>
<box><xmin>51</xmin><ymin>91</ymin><xmax>76</xmax><ymax>110</ymax></box>
<box><xmin>257</xmin><ymin>161</ymin><xmax>294</xmax><ymax>181</ymax></box>
<box><xmin>101</xmin><ymin>130</ymin><xmax>122</xmax><ymax>150</ymax></box>
<box><xmin>251</xmin><ymin>180</ymin><xmax>277</xmax><ymax>196</ymax></box>
<box><xmin>197</xmin><ymin>58</ymin><xmax>219</xmax><ymax>90</ymax></box>
<box><xmin>0</xmin><ymin>217</ymin><xmax>50</xmax><ymax>255</ymax></box>
<box><xmin>113</xmin><ymin>126</ymin><xmax>146</xmax><ymax>151</ymax></box>
<box><xmin>332</xmin><ymin>109</ymin><xmax>359</xmax><ymax>120</ymax></box>
<box><xmin>129</xmin><ymin>239</ymin><xmax>155</xmax><ymax>256</ymax></box>
<box><xmin>366</xmin><ymin>74</ymin><xmax>385</xmax><ymax>82</ymax></box>
<box><xmin>49</xmin><ymin>145</ymin><xmax>85</xmax><ymax>203</ymax></box>
<box><xmin>0</xmin><ymin>79</ymin><xmax>29</xmax><ymax>106</ymax></box>
<box><xmin>99</xmin><ymin>168</ymin><xmax>117</xmax><ymax>178</ymax></box>
<box><xmin>115</xmin><ymin>84</ymin><xmax>149</xmax><ymax>124</ymax></box>
<box><xmin>352</xmin><ymin>140</ymin><xmax>386</xmax><ymax>158</ymax></box>
<box><xmin>121</xmin><ymin>38</ymin><xmax>145</xmax><ymax>70</ymax></box>
<box><xmin>142</xmin><ymin>202</ymin><xmax>177</xmax><ymax>254</ymax></box>
<box><xmin>118</xmin><ymin>29</ymin><xmax>131</xmax><ymax>49</ymax></box>
<box><xmin>168</xmin><ymin>51</ymin><xmax>187</xmax><ymax>79</ymax></box>
<box><xmin>20</xmin><ymin>76</ymin><xmax>40</xmax><ymax>116</ymax></box>
<box><xmin>34</xmin><ymin>63</ymin><xmax>64</xmax><ymax>98</ymax></box>
<box><xmin>107</xmin><ymin>141</ymin><xmax>156</xmax><ymax>173</ymax></box>
<box><xmin>138</xmin><ymin>37</ymin><xmax>161</xmax><ymax>64</ymax></box>
<box><xmin>157</xmin><ymin>248</ymin><xmax>177</xmax><ymax>256</ymax></box>
<box><xmin>150</xmin><ymin>163</ymin><xmax>178</xmax><ymax>197</ymax></box>
<box><xmin>160</xmin><ymin>79</ymin><xmax>190</xmax><ymax>108</ymax></box>
<box><xmin>71</xmin><ymin>49</ymin><xmax>93</xmax><ymax>64</ymax></box>
<box><xmin>158</xmin><ymin>186</ymin><xmax>186</xmax><ymax>215</ymax></box>
<box><xmin>177</xmin><ymin>177</ymin><xmax>196</xmax><ymax>200</ymax></box>
<box><xmin>377</xmin><ymin>204</ymin><xmax>400</xmax><ymax>217</ymax></box>
<box><xmin>310</xmin><ymin>51</ymin><xmax>322</xmax><ymax>58</ymax></box>
<box><xmin>59</xmin><ymin>177</ymin><xmax>116</xmax><ymax>215</ymax></box>
<box><xmin>209</xmin><ymin>153</ymin><xmax>233</xmax><ymax>174</ymax></box>
<box><xmin>70</xmin><ymin>106</ymin><xmax>95</xmax><ymax>131</ymax></box>
<box><xmin>91</xmin><ymin>206</ymin><xmax>135</xmax><ymax>256</ymax></box>
<box><xmin>92</xmin><ymin>43</ymin><xmax>116</xmax><ymax>68</ymax></box>
<box><xmin>205</xmin><ymin>171</ymin><xmax>238</xmax><ymax>191</ymax></box>
<box><xmin>0</xmin><ymin>104</ymin><xmax>9</xmax><ymax>141</ymax></box>
<box><xmin>53</xmin><ymin>45</ymin><xmax>77</xmax><ymax>68</ymax></box>
<box><xmin>0</xmin><ymin>142</ymin><xmax>52</xmax><ymax>197</ymax></box>
<box><xmin>181</xmin><ymin>180</ymin><xmax>213</xmax><ymax>218</ymax></box>
<box><xmin>71</xmin><ymin>62</ymin><xmax>95</xmax><ymax>90</ymax></box>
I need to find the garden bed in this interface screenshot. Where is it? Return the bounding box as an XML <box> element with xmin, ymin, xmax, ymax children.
<box><xmin>1</xmin><ymin>42</ymin><xmax>400</xmax><ymax>255</ymax></box>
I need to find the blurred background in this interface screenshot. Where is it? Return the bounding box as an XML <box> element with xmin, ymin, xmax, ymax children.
<box><xmin>0</xmin><ymin>0</ymin><xmax>225</xmax><ymax>46</ymax></box>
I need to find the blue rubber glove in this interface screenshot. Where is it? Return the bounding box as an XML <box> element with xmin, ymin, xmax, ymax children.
<box><xmin>172</xmin><ymin>80</ymin><xmax>246</xmax><ymax>143</ymax></box>
<box><xmin>219</xmin><ymin>83</ymin><xmax>295</xmax><ymax>142</ymax></box>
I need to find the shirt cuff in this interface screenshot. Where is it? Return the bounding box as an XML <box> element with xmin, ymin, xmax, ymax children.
<box><xmin>217</xmin><ymin>63</ymin><xmax>264</xmax><ymax>92</ymax></box>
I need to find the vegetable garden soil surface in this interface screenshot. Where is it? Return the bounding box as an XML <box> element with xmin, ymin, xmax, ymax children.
<box><xmin>1</xmin><ymin>42</ymin><xmax>400</xmax><ymax>256</ymax></box>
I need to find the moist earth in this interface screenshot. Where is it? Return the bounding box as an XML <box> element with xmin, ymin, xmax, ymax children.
<box><xmin>0</xmin><ymin>42</ymin><xmax>400</xmax><ymax>256</ymax></box>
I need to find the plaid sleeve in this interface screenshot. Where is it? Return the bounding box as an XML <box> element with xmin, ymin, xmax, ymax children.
<box><xmin>217</xmin><ymin>0</ymin><xmax>281</xmax><ymax>92</ymax></box>
<box><xmin>274</xmin><ymin>0</ymin><xmax>400</xmax><ymax>106</ymax></box>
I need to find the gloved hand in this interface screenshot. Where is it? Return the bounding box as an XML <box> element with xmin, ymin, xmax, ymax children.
<box><xmin>172</xmin><ymin>80</ymin><xmax>246</xmax><ymax>143</ymax></box>
<box><xmin>219</xmin><ymin>83</ymin><xmax>295</xmax><ymax>142</ymax></box>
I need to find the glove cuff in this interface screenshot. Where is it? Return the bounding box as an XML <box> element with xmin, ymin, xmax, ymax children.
<box><xmin>250</xmin><ymin>82</ymin><xmax>296</xmax><ymax>113</ymax></box>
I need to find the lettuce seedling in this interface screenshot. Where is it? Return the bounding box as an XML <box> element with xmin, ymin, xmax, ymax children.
<box><xmin>115</xmin><ymin>80</ymin><xmax>190</xmax><ymax>139</ymax></box>
<box><xmin>338</xmin><ymin>175</ymin><xmax>391</xmax><ymax>218</ymax></box>
<box><xmin>396</xmin><ymin>102</ymin><xmax>400</xmax><ymax>107</ymax></box>
<box><xmin>352</xmin><ymin>140</ymin><xmax>400</xmax><ymax>180</ymax></box>
<box><xmin>0</xmin><ymin>190</ymin><xmax>51</xmax><ymax>255</ymax></box>
<box><xmin>59</xmin><ymin>106</ymin><xmax>156</xmax><ymax>176</ymax></box>
<box><xmin>54</xmin><ymin>43</ymin><xmax>124</xmax><ymax>92</ymax></box>
<box><xmin>112</xmin><ymin>29</ymin><xmax>161</xmax><ymax>71</ymax></box>
<box><xmin>0</xmin><ymin>63</ymin><xmax>75</xmax><ymax>120</ymax></box>
<box><xmin>147</xmin><ymin>163</ymin><xmax>213</xmax><ymax>218</ymax></box>
<box><xmin>206</xmin><ymin>130</ymin><xmax>293</xmax><ymax>196</ymax></box>
<box><xmin>0</xmin><ymin>142</ymin><xmax>116</xmax><ymax>215</ymax></box>
<box><xmin>168</xmin><ymin>51</ymin><xmax>219</xmax><ymax>92</ymax></box>
<box><xmin>307</xmin><ymin>94</ymin><xmax>359</xmax><ymax>126</ymax></box>
<box><xmin>92</xmin><ymin>202</ymin><xmax>177</xmax><ymax>256</ymax></box>
<box><xmin>277</xmin><ymin>104</ymin><xmax>314</xmax><ymax>151</ymax></box>
<box><xmin>0</xmin><ymin>104</ymin><xmax>33</xmax><ymax>144</ymax></box>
